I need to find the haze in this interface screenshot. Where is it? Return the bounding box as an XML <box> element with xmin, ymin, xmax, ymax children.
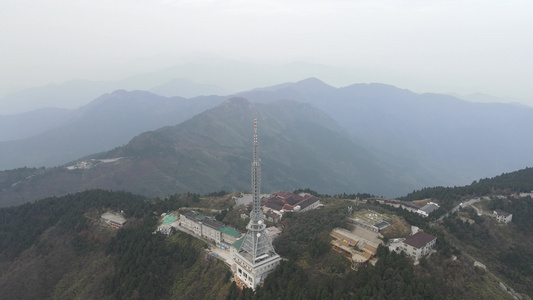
<box><xmin>1</xmin><ymin>0</ymin><xmax>532</xmax><ymax>106</ymax></box>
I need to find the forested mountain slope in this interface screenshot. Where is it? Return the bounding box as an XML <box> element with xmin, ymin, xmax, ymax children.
<box><xmin>1</xmin><ymin>186</ymin><xmax>528</xmax><ymax>299</ymax></box>
<box><xmin>0</xmin><ymin>97</ymin><xmax>413</xmax><ymax>207</ymax></box>
<box><xmin>238</xmin><ymin>78</ymin><xmax>533</xmax><ymax>189</ymax></box>
<box><xmin>0</xmin><ymin>90</ymin><xmax>225</xmax><ymax>170</ymax></box>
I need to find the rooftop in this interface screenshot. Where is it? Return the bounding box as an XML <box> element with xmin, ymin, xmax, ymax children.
<box><xmin>231</xmin><ymin>237</ymin><xmax>245</xmax><ymax>250</ymax></box>
<box><xmin>419</xmin><ymin>203</ymin><xmax>439</xmax><ymax>214</ymax></box>
<box><xmin>101</xmin><ymin>212</ymin><xmax>126</xmax><ymax>225</ymax></box>
<box><xmin>219</xmin><ymin>226</ymin><xmax>241</xmax><ymax>237</ymax></box>
<box><xmin>298</xmin><ymin>195</ymin><xmax>320</xmax><ymax>209</ymax></box>
<box><xmin>264</xmin><ymin>198</ymin><xmax>285</xmax><ymax>211</ymax></box>
<box><xmin>202</xmin><ymin>217</ymin><xmax>224</xmax><ymax>230</ymax></box>
<box><xmin>162</xmin><ymin>214</ymin><xmax>178</xmax><ymax>225</ymax></box>
<box><xmin>181</xmin><ymin>210</ymin><xmax>205</xmax><ymax>220</ymax></box>
<box><xmin>494</xmin><ymin>209</ymin><xmax>512</xmax><ymax>217</ymax></box>
<box><xmin>403</xmin><ymin>231</ymin><xmax>436</xmax><ymax>249</ymax></box>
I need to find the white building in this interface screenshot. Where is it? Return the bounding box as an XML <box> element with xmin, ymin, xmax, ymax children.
<box><xmin>400</xmin><ymin>231</ymin><xmax>437</xmax><ymax>261</ymax></box>
<box><xmin>230</xmin><ymin>237</ymin><xmax>280</xmax><ymax>289</ymax></box>
<box><xmin>179</xmin><ymin>210</ymin><xmax>242</xmax><ymax>245</ymax></box>
<box><xmin>493</xmin><ymin>209</ymin><xmax>513</xmax><ymax>224</ymax></box>
<box><xmin>180</xmin><ymin>210</ymin><xmax>203</xmax><ymax>236</ymax></box>
<box><xmin>101</xmin><ymin>212</ymin><xmax>127</xmax><ymax>229</ymax></box>
<box><xmin>416</xmin><ymin>202</ymin><xmax>440</xmax><ymax>217</ymax></box>
<box><xmin>297</xmin><ymin>194</ymin><xmax>322</xmax><ymax>212</ymax></box>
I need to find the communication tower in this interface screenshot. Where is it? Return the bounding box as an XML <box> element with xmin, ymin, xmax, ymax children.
<box><xmin>231</xmin><ymin>117</ymin><xmax>281</xmax><ymax>289</ymax></box>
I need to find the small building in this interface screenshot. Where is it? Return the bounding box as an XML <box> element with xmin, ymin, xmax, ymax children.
<box><xmin>474</xmin><ymin>261</ymin><xmax>487</xmax><ymax>271</ymax></box>
<box><xmin>416</xmin><ymin>202</ymin><xmax>440</xmax><ymax>217</ymax></box>
<box><xmin>156</xmin><ymin>213</ymin><xmax>179</xmax><ymax>235</ymax></box>
<box><xmin>400</xmin><ymin>231</ymin><xmax>437</xmax><ymax>261</ymax></box>
<box><xmin>101</xmin><ymin>212</ymin><xmax>127</xmax><ymax>229</ymax></box>
<box><xmin>297</xmin><ymin>194</ymin><xmax>321</xmax><ymax>213</ymax></box>
<box><xmin>493</xmin><ymin>209</ymin><xmax>513</xmax><ymax>224</ymax></box>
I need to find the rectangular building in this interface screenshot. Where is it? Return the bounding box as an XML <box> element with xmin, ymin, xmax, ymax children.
<box><xmin>401</xmin><ymin>231</ymin><xmax>437</xmax><ymax>261</ymax></box>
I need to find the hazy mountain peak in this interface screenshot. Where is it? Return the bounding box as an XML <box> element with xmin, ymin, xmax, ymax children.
<box><xmin>222</xmin><ymin>97</ymin><xmax>250</xmax><ymax>105</ymax></box>
<box><xmin>149</xmin><ymin>78</ymin><xmax>229</xmax><ymax>98</ymax></box>
<box><xmin>293</xmin><ymin>77</ymin><xmax>334</xmax><ymax>89</ymax></box>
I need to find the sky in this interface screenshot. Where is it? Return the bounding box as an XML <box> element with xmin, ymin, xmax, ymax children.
<box><xmin>1</xmin><ymin>0</ymin><xmax>532</xmax><ymax>105</ymax></box>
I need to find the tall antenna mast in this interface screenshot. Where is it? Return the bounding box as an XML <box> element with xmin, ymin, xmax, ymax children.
<box><xmin>231</xmin><ymin>116</ymin><xmax>281</xmax><ymax>289</ymax></box>
<box><xmin>250</xmin><ymin>116</ymin><xmax>262</xmax><ymax>225</ymax></box>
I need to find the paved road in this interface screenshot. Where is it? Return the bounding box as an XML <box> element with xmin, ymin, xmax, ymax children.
<box><xmin>437</xmin><ymin>197</ymin><xmax>482</xmax><ymax>222</ymax></box>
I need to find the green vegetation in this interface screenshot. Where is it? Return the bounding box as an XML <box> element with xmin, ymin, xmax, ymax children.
<box><xmin>106</xmin><ymin>221</ymin><xmax>201</xmax><ymax>299</ymax></box>
<box><xmin>3</xmin><ymin>164</ymin><xmax>533</xmax><ymax>299</ymax></box>
<box><xmin>274</xmin><ymin>205</ymin><xmax>349</xmax><ymax>260</ymax></box>
<box><xmin>402</xmin><ymin>167</ymin><xmax>533</xmax><ymax>202</ymax></box>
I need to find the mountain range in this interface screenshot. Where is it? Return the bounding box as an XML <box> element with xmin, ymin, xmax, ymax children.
<box><xmin>237</xmin><ymin>78</ymin><xmax>533</xmax><ymax>186</ymax></box>
<box><xmin>0</xmin><ymin>91</ymin><xmax>225</xmax><ymax>170</ymax></box>
<box><xmin>0</xmin><ymin>58</ymin><xmax>368</xmax><ymax>115</ymax></box>
<box><xmin>1</xmin><ymin>78</ymin><xmax>533</xmax><ymax>206</ymax></box>
<box><xmin>0</xmin><ymin>98</ymin><xmax>407</xmax><ymax>207</ymax></box>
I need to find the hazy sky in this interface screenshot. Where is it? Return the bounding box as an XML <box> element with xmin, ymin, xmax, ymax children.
<box><xmin>1</xmin><ymin>0</ymin><xmax>532</xmax><ymax>104</ymax></box>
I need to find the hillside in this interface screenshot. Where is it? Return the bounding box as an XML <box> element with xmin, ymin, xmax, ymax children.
<box><xmin>238</xmin><ymin>78</ymin><xmax>533</xmax><ymax>188</ymax></box>
<box><xmin>0</xmin><ymin>97</ymin><xmax>412</xmax><ymax>207</ymax></box>
<box><xmin>1</xmin><ymin>178</ymin><xmax>531</xmax><ymax>299</ymax></box>
<box><xmin>0</xmin><ymin>190</ymin><xmax>232</xmax><ymax>299</ymax></box>
<box><xmin>0</xmin><ymin>90</ymin><xmax>225</xmax><ymax>170</ymax></box>
<box><xmin>0</xmin><ymin>107</ymin><xmax>71</xmax><ymax>142</ymax></box>
<box><xmin>2</xmin><ymin>78</ymin><xmax>533</xmax><ymax>206</ymax></box>
<box><xmin>395</xmin><ymin>167</ymin><xmax>533</xmax><ymax>296</ymax></box>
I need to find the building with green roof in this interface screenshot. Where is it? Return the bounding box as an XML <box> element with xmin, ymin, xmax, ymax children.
<box><xmin>179</xmin><ymin>210</ymin><xmax>243</xmax><ymax>245</ymax></box>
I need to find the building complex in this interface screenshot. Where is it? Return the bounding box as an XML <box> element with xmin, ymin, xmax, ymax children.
<box><xmin>331</xmin><ymin>227</ymin><xmax>381</xmax><ymax>271</ymax></box>
<box><xmin>262</xmin><ymin>191</ymin><xmax>321</xmax><ymax>222</ymax></box>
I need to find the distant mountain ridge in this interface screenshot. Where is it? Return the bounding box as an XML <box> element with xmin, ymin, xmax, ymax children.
<box><xmin>0</xmin><ymin>107</ymin><xmax>71</xmax><ymax>142</ymax></box>
<box><xmin>0</xmin><ymin>97</ymin><xmax>416</xmax><ymax>206</ymax></box>
<box><xmin>1</xmin><ymin>77</ymin><xmax>533</xmax><ymax>206</ymax></box>
<box><xmin>237</xmin><ymin>78</ymin><xmax>533</xmax><ymax>188</ymax></box>
<box><xmin>149</xmin><ymin>78</ymin><xmax>229</xmax><ymax>98</ymax></box>
<box><xmin>0</xmin><ymin>90</ymin><xmax>226</xmax><ymax>170</ymax></box>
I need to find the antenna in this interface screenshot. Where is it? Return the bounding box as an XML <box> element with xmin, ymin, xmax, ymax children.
<box><xmin>254</xmin><ymin>116</ymin><xmax>258</xmax><ymax>144</ymax></box>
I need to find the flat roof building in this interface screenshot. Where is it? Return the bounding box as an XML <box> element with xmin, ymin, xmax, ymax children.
<box><xmin>101</xmin><ymin>212</ymin><xmax>126</xmax><ymax>229</ymax></box>
<box><xmin>416</xmin><ymin>202</ymin><xmax>439</xmax><ymax>217</ymax></box>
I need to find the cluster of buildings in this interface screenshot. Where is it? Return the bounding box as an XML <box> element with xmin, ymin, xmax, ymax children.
<box><xmin>332</xmin><ymin>208</ymin><xmax>438</xmax><ymax>265</ymax></box>
<box><xmin>330</xmin><ymin>209</ymin><xmax>439</xmax><ymax>270</ymax></box>
<box><xmin>66</xmin><ymin>158</ymin><xmax>122</xmax><ymax>170</ymax></box>
<box><xmin>262</xmin><ymin>191</ymin><xmax>322</xmax><ymax>222</ymax></box>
